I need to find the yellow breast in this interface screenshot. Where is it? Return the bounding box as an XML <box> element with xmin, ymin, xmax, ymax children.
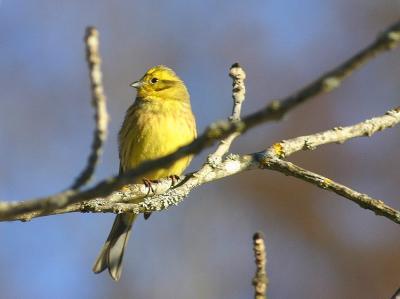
<box><xmin>118</xmin><ymin>99</ymin><xmax>196</xmax><ymax>182</ymax></box>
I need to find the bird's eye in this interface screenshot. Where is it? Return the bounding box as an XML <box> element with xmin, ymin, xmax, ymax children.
<box><xmin>150</xmin><ymin>77</ymin><xmax>158</xmax><ymax>84</ymax></box>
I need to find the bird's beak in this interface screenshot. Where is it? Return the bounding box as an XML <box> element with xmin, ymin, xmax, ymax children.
<box><xmin>130</xmin><ymin>81</ymin><xmax>142</xmax><ymax>89</ymax></box>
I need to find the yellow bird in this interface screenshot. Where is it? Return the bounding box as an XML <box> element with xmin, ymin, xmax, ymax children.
<box><xmin>92</xmin><ymin>65</ymin><xmax>197</xmax><ymax>281</ymax></box>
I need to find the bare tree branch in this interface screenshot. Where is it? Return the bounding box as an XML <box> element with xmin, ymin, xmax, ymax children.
<box><xmin>207</xmin><ymin>62</ymin><xmax>246</xmax><ymax>167</ymax></box>
<box><xmin>4</xmin><ymin>107</ymin><xmax>400</xmax><ymax>223</ymax></box>
<box><xmin>1</xmin><ymin>154</ymin><xmax>256</xmax><ymax>221</ymax></box>
<box><xmin>0</xmin><ymin>20</ymin><xmax>400</xmax><ymax>223</ymax></box>
<box><xmin>252</xmin><ymin>232</ymin><xmax>268</xmax><ymax>299</ymax></box>
<box><xmin>258</xmin><ymin>107</ymin><xmax>400</xmax><ymax>224</ymax></box>
<box><xmin>265</xmin><ymin>107</ymin><xmax>400</xmax><ymax>158</ymax></box>
<box><xmin>71</xmin><ymin>27</ymin><xmax>109</xmax><ymax>190</ymax></box>
<box><xmin>263</xmin><ymin>158</ymin><xmax>400</xmax><ymax>224</ymax></box>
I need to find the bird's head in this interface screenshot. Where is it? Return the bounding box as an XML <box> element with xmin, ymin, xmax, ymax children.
<box><xmin>130</xmin><ymin>65</ymin><xmax>189</xmax><ymax>102</ymax></box>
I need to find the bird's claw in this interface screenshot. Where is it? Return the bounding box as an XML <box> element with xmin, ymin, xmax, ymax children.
<box><xmin>142</xmin><ymin>178</ymin><xmax>159</xmax><ymax>194</ymax></box>
<box><xmin>169</xmin><ymin>175</ymin><xmax>180</xmax><ymax>187</ymax></box>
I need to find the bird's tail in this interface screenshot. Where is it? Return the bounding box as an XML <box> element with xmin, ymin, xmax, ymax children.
<box><xmin>92</xmin><ymin>213</ymin><xmax>136</xmax><ymax>281</ymax></box>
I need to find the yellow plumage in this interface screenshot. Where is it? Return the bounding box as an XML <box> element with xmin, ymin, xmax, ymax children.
<box><xmin>119</xmin><ymin>94</ymin><xmax>196</xmax><ymax>179</ymax></box>
<box><xmin>93</xmin><ymin>65</ymin><xmax>197</xmax><ymax>281</ymax></box>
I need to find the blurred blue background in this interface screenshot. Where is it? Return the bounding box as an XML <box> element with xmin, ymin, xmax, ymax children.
<box><xmin>1</xmin><ymin>1</ymin><xmax>399</xmax><ymax>298</ymax></box>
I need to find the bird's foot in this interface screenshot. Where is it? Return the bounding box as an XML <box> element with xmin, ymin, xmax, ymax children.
<box><xmin>169</xmin><ymin>175</ymin><xmax>180</xmax><ymax>187</ymax></box>
<box><xmin>142</xmin><ymin>178</ymin><xmax>160</xmax><ymax>194</ymax></box>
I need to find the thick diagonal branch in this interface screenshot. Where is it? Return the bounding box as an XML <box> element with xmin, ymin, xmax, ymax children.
<box><xmin>3</xmin><ymin>107</ymin><xmax>400</xmax><ymax>223</ymax></box>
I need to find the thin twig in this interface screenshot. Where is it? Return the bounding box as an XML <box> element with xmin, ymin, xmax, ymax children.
<box><xmin>262</xmin><ymin>158</ymin><xmax>400</xmax><ymax>224</ymax></box>
<box><xmin>1</xmin><ymin>20</ymin><xmax>400</xmax><ymax>221</ymax></box>
<box><xmin>207</xmin><ymin>62</ymin><xmax>246</xmax><ymax>165</ymax></box>
<box><xmin>252</xmin><ymin>232</ymin><xmax>268</xmax><ymax>299</ymax></box>
<box><xmin>266</xmin><ymin>107</ymin><xmax>400</xmax><ymax>158</ymax></box>
<box><xmin>71</xmin><ymin>27</ymin><xmax>109</xmax><ymax>189</ymax></box>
